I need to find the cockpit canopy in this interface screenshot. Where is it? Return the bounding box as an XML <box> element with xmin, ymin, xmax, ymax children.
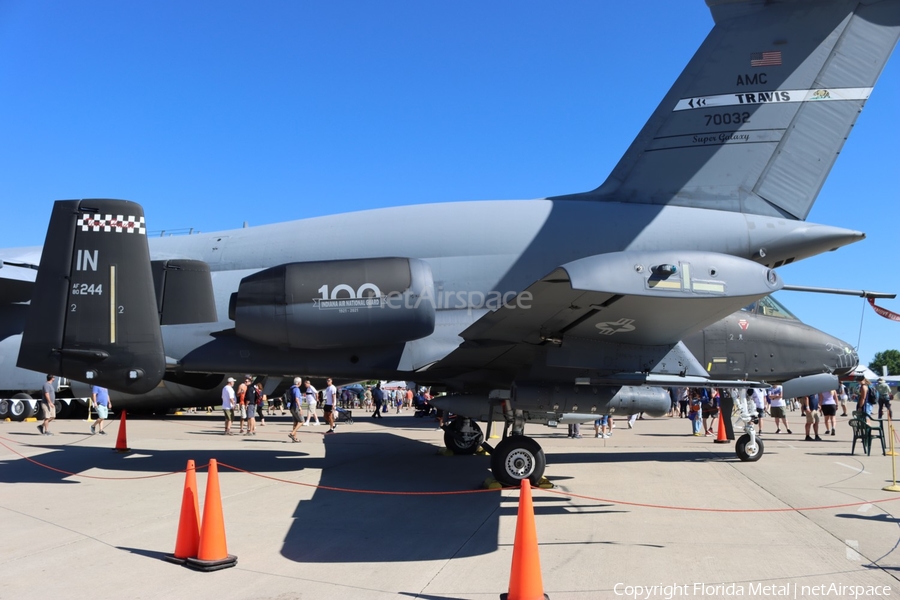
<box><xmin>741</xmin><ymin>296</ymin><xmax>798</xmax><ymax>320</ymax></box>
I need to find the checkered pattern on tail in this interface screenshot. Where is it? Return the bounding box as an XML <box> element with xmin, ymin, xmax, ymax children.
<box><xmin>77</xmin><ymin>214</ymin><xmax>146</xmax><ymax>234</ymax></box>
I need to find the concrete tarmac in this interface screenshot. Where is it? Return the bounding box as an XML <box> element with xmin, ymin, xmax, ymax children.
<box><xmin>1</xmin><ymin>410</ymin><xmax>898</xmax><ymax>600</ymax></box>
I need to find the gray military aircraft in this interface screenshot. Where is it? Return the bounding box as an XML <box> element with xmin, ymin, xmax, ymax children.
<box><xmin>3</xmin><ymin>0</ymin><xmax>899</xmax><ymax>485</ymax></box>
<box><xmin>0</xmin><ymin>291</ymin><xmax>858</xmax><ymax>419</ymax></box>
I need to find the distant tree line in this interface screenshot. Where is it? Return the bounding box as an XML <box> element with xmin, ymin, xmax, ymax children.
<box><xmin>869</xmin><ymin>350</ymin><xmax>900</xmax><ymax>375</ymax></box>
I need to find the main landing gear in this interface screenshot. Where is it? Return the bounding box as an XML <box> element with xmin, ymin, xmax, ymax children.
<box><xmin>490</xmin><ymin>435</ymin><xmax>546</xmax><ymax>486</ymax></box>
<box><xmin>442</xmin><ymin>408</ymin><xmax>547</xmax><ymax>486</ymax></box>
<box><xmin>442</xmin><ymin>416</ymin><xmax>484</xmax><ymax>455</ymax></box>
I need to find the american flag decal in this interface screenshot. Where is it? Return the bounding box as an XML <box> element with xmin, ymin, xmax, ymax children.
<box><xmin>750</xmin><ymin>51</ymin><xmax>782</xmax><ymax>67</ymax></box>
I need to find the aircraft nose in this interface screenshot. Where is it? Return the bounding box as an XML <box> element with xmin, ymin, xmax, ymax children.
<box><xmin>829</xmin><ymin>338</ymin><xmax>859</xmax><ymax>377</ymax></box>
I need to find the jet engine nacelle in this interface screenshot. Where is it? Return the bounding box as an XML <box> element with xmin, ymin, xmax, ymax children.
<box><xmin>229</xmin><ymin>257</ymin><xmax>436</xmax><ymax>350</ymax></box>
<box><xmin>513</xmin><ymin>383</ymin><xmax>671</xmax><ymax>418</ymax></box>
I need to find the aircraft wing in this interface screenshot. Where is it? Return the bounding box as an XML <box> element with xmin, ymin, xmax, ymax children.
<box><xmin>429</xmin><ymin>250</ymin><xmax>781</xmax><ymax>383</ymax></box>
<box><xmin>0</xmin><ymin>254</ymin><xmax>39</xmax><ymax>304</ymax></box>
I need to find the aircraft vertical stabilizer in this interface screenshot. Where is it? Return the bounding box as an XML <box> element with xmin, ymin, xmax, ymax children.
<box><xmin>17</xmin><ymin>199</ymin><xmax>165</xmax><ymax>394</ymax></box>
<box><xmin>577</xmin><ymin>0</ymin><xmax>900</xmax><ymax>220</ymax></box>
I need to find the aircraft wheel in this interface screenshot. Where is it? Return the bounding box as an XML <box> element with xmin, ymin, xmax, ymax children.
<box><xmin>491</xmin><ymin>436</ymin><xmax>546</xmax><ymax>487</ymax></box>
<box><xmin>0</xmin><ymin>399</ymin><xmax>9</xmax><ymax>419</ymax></box>
<box><xmin>443</xmin><ymin>417</ymin><xmax>484</xmax><ymax>455</ymax></box>
<box><xmin>9</xmin><ymin>393</ymin><xmax>32</xmax><ymax>422</ymax></box>
<box><xmin>735</xmin><ymin>433</ymin><xmax>764</xmax><ymax>462</ymax></box>
<box><xmin>23</xmin><ymin>398</ymin><xmax>38</xmax><ymax>419</ymax></box>
<box><xmin>55</xmin><ymin>400</ymin><xmax>72</xmax><ymax>419</ymax></box>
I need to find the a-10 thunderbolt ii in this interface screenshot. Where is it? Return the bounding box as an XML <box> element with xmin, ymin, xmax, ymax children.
<box><xmin>3</xmin><ymin>0</ymin><xmax>899</xmax><ymax>485</ymax></box>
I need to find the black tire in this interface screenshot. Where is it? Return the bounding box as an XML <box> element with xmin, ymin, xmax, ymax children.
<box><xmin>443</xmin><ymin>418</ymin><xmax>484</xmax><ymax>455</ymax></box>
<box><xmin>23</xmin><ymin>398</ymin><xmax>37</xmax><ymax>419</ymax></box>
<box><xmin>55</xmin><ymin>400</ymin><xmax>72</xmax><ymax>419</ymax></box>
<box><xmin>9</xmin><ymin>393</ymin><xmax>31</xmax><ymax>422</ymax></box>
<box><xmin>735</xmin><ymin>433</ymin><xmax>764</xmax><ymax>462</ymax></box>
<box><xmin>0</xmin><ymin>399</ymin><xmax>9</xmax><ymax>419</ymax></box>
<box><xmin>491</xmin><ymin>436</ymin><xmax>546</xmax><ymax>487</ymax></box>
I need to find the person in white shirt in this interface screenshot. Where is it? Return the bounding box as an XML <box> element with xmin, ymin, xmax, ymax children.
<box><xmin>303</xmin><ymin>379</ymin><xmax>320</xmax><ymax>426</ymax></box>
<box><xmin>839</xmin><ymin>383</ymin><xmax>849</xmax><ymax>417</ymax></box>
<box><xmin>768</xmin><ymin>385</ymin><xmax>792</xmax><ymax>434</ymax></box>
<box><xmin>750</xmin><ymin>388</ymin><xmax>767</xmax><ymax>435</ymax></box>
<box><xmin>820</xmin><ymin>389</ymin><xmax>838</xmax><ymax>436</ymax></box>
<box><xmin>323</xmin><ymin>378</ymin><xmax>338</xmax><ymax>434</ymax></box>
<box><xmin>221</xmin><ymin>377</ymin><xmax>236</xmax><ymax>436</ymax></box>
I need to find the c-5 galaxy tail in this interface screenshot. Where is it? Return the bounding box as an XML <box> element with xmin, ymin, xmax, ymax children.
<box><xmin>577</xmin><ymin>0</ymin><xmax>900</xmax><ymax>220</ymax></box>
<box><xmin>17</xmin><ymin>200</ymin><xmax>165</xmax><ymax>394</ymax></box>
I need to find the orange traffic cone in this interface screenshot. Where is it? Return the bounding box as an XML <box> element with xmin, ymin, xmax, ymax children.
<box><xmin>186</xmin><ymin>459</ymin><xmax>237</xmax><ymax>571</ymax></box>
<box><xmin>114</xmin><ymin>410</ymin><xmax>131</xmax><ymax>452</ymax></box>
<box><xmin>501</xmin><ymin>479</ymin><xmax>549</xmax><ymax>600</ymax></box>
<box><xmin>714</xmin><ymin>407</ymin><xmax>730</xmax><ymax>444</ymax></box>
<box><xmin>166</xmin><ymin>460</ymin><xmax>201</xmax><ymax>564</ymax></box>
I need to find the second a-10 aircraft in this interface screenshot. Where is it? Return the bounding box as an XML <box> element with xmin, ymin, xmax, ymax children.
<box><xmin>3</xmin><ymin>0</ymin><xmax>900</xmax><ymax>485</ymax></box>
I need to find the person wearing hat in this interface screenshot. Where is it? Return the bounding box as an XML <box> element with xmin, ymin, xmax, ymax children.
<box><xmin>876</xmin><ymin>377</ymin><xmax>893</xmax><ymax>419</ymax></box>
<box><xmin>221</xmin><ymin>377</ymin><xmax>237</xmax><ymax>435</ymax></box>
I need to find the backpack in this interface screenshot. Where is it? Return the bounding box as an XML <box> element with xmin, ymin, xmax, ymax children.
<box><xmin>867</xmin><ymin>384</ymin><xmax>879</xmax><ymax>404</ymax></box>
<box><xmin>283</xmin><ymin>387</ymin><xmax>296</xmax><ymax>409</ymax></box>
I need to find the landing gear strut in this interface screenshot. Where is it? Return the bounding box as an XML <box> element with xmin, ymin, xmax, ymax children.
<box><xmin>733</xmin><ymin>389</ymin><xmax>764</xmax><ymax>462</ymax></box>
<box><xmin>489</xmin><ymin>405</ymin><xmax>546</xmax><ymax>486</ymax></box>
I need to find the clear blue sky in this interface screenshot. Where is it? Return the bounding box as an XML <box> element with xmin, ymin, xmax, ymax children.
<box><xmin>1</xmin><ymin>1</ymin><xmax>898</xmax><ymax>366</ymax></box>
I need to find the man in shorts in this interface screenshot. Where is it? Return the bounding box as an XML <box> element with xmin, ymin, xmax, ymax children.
<box><xmin>768</xmin><ymin>385</ymin><xmax>792</xmax><ymax>434</ymax></box>
<box><xmin>244</xmin><ymin>377</ymin><xmax>258</xmax><ymax>435</ymax></box>
<box><xmin>876</xmin><ymin>377</ymin><xmax>893</xmax><ymax>419</ymax></box>
<box><xmin>90</xmin><ymin>385</ymin><xmax>111</xmax><ymax>435</ymax></box>
<box><xmin>237</xmin><ymin>376</ymin><xmax>250</xmax><ymax>433</ymax></box>
<box><xmin>39</xmin><ymin>374</ymin><xmax>56</xmax><ymax>435</ymax></box>
<box><xmin>803</xmin><ymin>394</ymin><xmax>822</xmax><ymax>441</ymax></box>
<box><xmin>323</xmin><ymin>378</ymin><xmax>338</xmax><ymax>434</ymax></box>
<box><xmin>303</xmin><ymin>379</ymin><xmax>320</xmax><ymax>426</ymax></box>
<box><xmin>221</xmin><ymin>377</ymin><xmax>236</xmax><ymax>435</ymax></box>
<box><xmin>594</xmin><ymin>415</ymin><xmax>611</xmax><ymax>439</ymax></box>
